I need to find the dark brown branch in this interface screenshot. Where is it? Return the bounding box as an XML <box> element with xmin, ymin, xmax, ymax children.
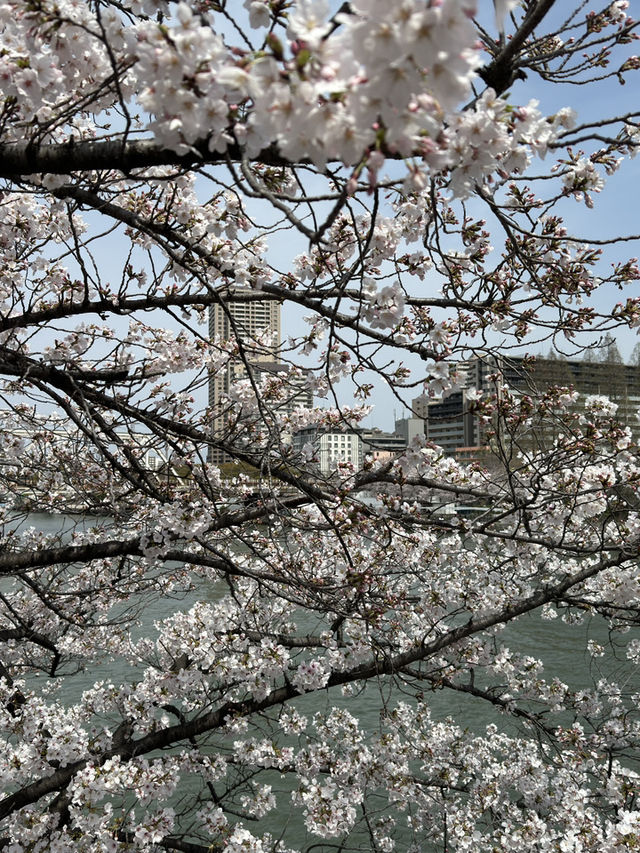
<box><xmin>479</xmin><ymin>0</ymin><xmax>557</xmax><ymax>95</ymax></box>
<box><xmin>117</xmin><ymin>833</ymin><xmax>220</xmax><ymax>853</ymax></box>
<box><xmin>0</xmin><ymin>138</ymin><xmax>291</xmax><ymax>180</ymax></box>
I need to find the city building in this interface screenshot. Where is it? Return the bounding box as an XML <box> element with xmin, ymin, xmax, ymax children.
<box><xmin>291</xmin><ymin>425</ymin><xmax>361</xmax><ymax>475</ymax></box>
<box><xmin>209</xmin><ymin>291</ymin><xmax>307</xmax><ymax>462</ymax></box>
<box><xmin>0</xmin><ymin>417</ymin><xmax>175</xmax><ymax>477</ymax></box>
<box><xmin>358</xmin><ymin>428</ymin><xmax>408</xmax><ymax>468</ymax></box>
<box><xmin>413</xmin><ymin>353</ymin><xmax>640</xmax><ymax>460</ymax></box>
<box><xmin>208</xmin><ymin>291</ymin><xmax>281</xmax><ymax>410</ymax></box>
<box><xmin>244</xmin><ymin>361</ymin><xmax>313</xmax><ymax>417</ymax></box>
<box><xmin>291</xmin><ymin>425</ymin><xmax>414</xmax><ymax>474</ymax></box>
<box><xmin>394</xmin><ymin>415</ymin><xmax>426</xmax><ymax>446</ymax></box>
<box><xmin>415</xmin><ymin>389</ymin><xmax>477</xmax><ymax>455</ymax></box>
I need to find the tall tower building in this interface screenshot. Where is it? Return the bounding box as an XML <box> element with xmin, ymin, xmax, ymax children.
<box><xmin>208</xmin><ymin>292</ymin><xmax>281</xmax><ymax>409</ymax></box>
<box><xmin>208</xmin><ymin>293</ymin><xmax>281</xmax><ymax>462</ymax></box>
<box><xmin>209</xmin><ymin>295</ymin><xmax>281</xmax><ymax>358</ymax></box>
<box><xmin>208</xmin><ymin>291</ymin><xmax>312</xmax><ymax>463</ymax></box>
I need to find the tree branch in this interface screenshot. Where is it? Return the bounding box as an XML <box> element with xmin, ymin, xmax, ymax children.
<box><xmin>0</xmin><ymin>545</ymin><xmax>633</xmax><ymax>822</ymax></box>
<box><xmin>479</xmin><ymin>0</ymin><xmax>557</xmax><ymax>94</ymax></box>
<box><xmin>0</xmin><ymin>138</ymin><xmax>292</xmax><ymax>180</ymax></box>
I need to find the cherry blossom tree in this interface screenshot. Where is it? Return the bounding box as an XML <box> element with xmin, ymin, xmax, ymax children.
<box><xmin>1</xmin><ymin>1</ymin><xmax>640</xmax><ymax>850</ymax></box>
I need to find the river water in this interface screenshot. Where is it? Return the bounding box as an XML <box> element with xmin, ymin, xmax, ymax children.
<box><xmin>7</xmin><ymin>513</ymin><xmax>640</xmax><ymax>850</ymax></box>
<box><xmin>19</xmin><ymin>513</ymin><xmax>635</xmax><ymax>721</ymax></box>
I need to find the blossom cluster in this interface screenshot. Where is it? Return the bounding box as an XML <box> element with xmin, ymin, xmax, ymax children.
<box><xmin>0</xmin><ymin>0</ymin><xmax>597</xmax><ymax>199</ymax></box>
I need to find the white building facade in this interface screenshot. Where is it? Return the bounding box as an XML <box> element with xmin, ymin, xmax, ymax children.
<box><xmin>292</xmin><ymin>426</ymin><xmax>361</xmax><ymax>475</ymax></box>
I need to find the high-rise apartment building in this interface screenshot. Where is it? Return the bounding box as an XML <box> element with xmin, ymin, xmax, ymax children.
<box><xmin>208</xmin><ymin>293</ymin><xmax>280</xmax><ymax>462</ymax></box>
<box><xmin>208</xmin><ymin>292</ymin><xmax>281</xmax><ymax>406</ymax></box>
<box><xmin>208</xmin><ymin>296</ymin><xmax>281</xmax><ymax>351</ymax></box>
<box><xmin>413</xmin><ymin>389</ymin><xmax>477</xmax><ymax>454</ymax></box>
<box><xmin>208</xmin><ymin>292</ymin><xmax>312</xmax><ymax>462</ymax></box>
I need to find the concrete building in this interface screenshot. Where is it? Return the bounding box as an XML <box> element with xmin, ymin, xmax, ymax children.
<box><xmin>358</xmin><ymin>428</ymin><xmax>408</xmax><ymax>467</ymax></box>
<box><xmin>208</xmin><ymin>291</ymin><xmax>281</xmax><ymax>409</ymax></box>
<box><xmin>208</xmin><ymin>291</ymin><xmax>312</xmax><ymax>462</ymax></box>
<box><xmin>0</xmin><ymin>418</ymin><xmax>174</xmax><ymax>475</ymax></box>
<box><xmin>418</xmin><ymin>389</ymin><xmax>477</xmax><ymax>455</ymax></box>
<box><xmin>292</xmin><ymin>424</ymin><xmax>415</xmax><ymax>474</ymax></box>
<box><xmin>291</xmin><ymin>425</ymin><xmax>361</xmax><ymax>475</ymax></box>
<box><xmin>394</xmin><ymin>415</ymin><xmax>425</xmax><ymax>446</ymax></box>
<box><xmin>413</xmin><ymin>354</ymin><xmax>640</xmax><ymax>459</ymax></box>
<box><xmin>244</xmin><ymin>361</ymin><xmax>313</xmax><ymax>417</ymax></box>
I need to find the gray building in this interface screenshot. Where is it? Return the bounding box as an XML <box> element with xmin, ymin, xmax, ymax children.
<box><xmin>394</xmin><ymin>416</ymin><xmax>425</xmax><ymax>446</ymax></box>
<box><xmin>416</xmin><ymin>390</ymin><xmax>477</xmax><ymax>455</ymax></box>
<box><xmin>412</xmin><ymin>354</ymin><xmax>640</xmax><ymax>458</ymax></box>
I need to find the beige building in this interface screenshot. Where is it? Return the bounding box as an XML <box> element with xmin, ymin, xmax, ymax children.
<box><xmin>208</xmin><ymin>292</ymin><xmax>311</xmax><ymax>462</ymax></box>
<box><xmin>208</xmin><ymin>291</ymin><xmax>281</xmax><ymax>408</ymax></box>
